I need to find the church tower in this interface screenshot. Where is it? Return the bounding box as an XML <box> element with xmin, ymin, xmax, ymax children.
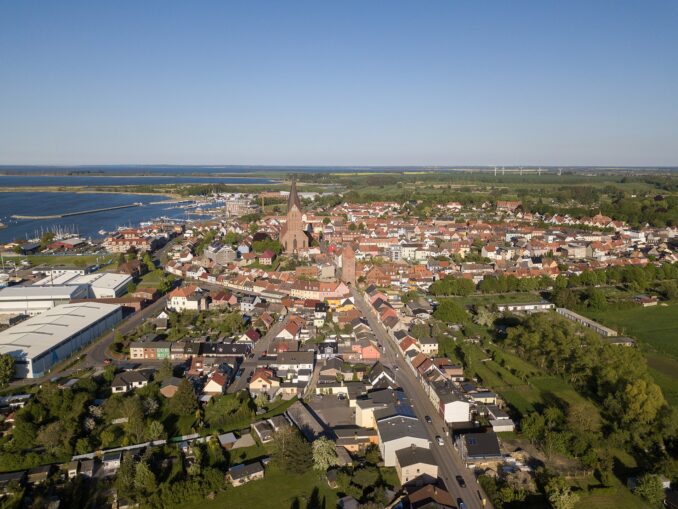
<box><xmin>341</xmin><ymin>243</ymin><xmax>356</xmax><ymax>286</ymax></box>
<box><xmin>280</xmin><ymin>177</ymin><xmax>308</xmax><ymax>254</ymax></box>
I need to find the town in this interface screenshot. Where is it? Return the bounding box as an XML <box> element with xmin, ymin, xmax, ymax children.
<box><xmin>0</xmin><ymin>173</ymin><xmax>676</xmax><ymax>509</ymax></box>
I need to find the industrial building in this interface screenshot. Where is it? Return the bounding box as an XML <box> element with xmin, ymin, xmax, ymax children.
<box><xmin>0</xmin><ymin>285</ymin><xmax>89</xmax><ymax>317</ymax></box>
<box><xmin>33</xmin><ymin>271</ymin><xmax>133</xmax><ymax>299</ymax></box>
<box><xmin>0</xmin><ymin>302</ymin><xmax>122</xmax><ymax>378</ymax></box>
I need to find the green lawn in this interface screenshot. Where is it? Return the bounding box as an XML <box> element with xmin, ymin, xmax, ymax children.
<box><xmin>583</xmin><ymin>303</ymin><xmax>678</xmax><ymax>410</ymax></box>
<box><xmin>459</xmin><ymin>343</ymin><xmax>600</xmax><ymax>420</ymax></box>
<box><xmin>574</xmin><ymin>480</ymin><xmax>646</xmax><ymax>509</ymax></box>
<box><xmin>183</xmin><ymin>465</ymin><xmax>338</xmax><ymax>509</ymax></box>
<box><xmin>256</xmin><ymin>397</ymin><xmax>298</xmax><ymax>420</ymax></box>
<box><xmin>448</xmin><ymin>292</ymin><xmax>544</xmax><ymax>307</ymax></box>
<box><xmin>24</xmin><ymin>254</ymin><xmax>111</xmax><ymax>267</ymax></box>
<box><xmin>227</xmin><ymin>442</ymin><xmax>270</xmax><ymax>465</ymax></box>
<box><xmin>584</xmin><ymin>303</ymin><xmax>678</xmax><ymax>357</ymax></box>
<box><xmin>138</xmin><ymin>269</ymin><xmax>162</xmax><ymax>287</ymax></box>
<box><xmin>647</xmin><ymin>354</ymin><xmax>678</xmax><ymax>409</ymax></box>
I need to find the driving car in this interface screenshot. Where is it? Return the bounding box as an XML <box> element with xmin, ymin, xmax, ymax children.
<box><xmin>425</xmin><ymin>415</ymin><xmax>432</xmax><ymax>424</ymax></box>
<box><xmin>455</xmin><ymin>475</ymin><xmax>466</xmax><ymax>487</ymax></box>
<box><xmin>436</xmin><ymin>436</ymin><xmax>444</xmax><ymax>446</ymax></box>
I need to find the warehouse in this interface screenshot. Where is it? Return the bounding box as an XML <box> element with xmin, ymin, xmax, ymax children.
<box><xmin>33</xmin><ymin>271</ymin><xmax>133</xmax><ymax>299</ymax></box>
<box><xmin>0</xmin><ymin>302</ymin><xmax>122</xmax><ymax>378</ymax></box>
<box><xmin>0</xmin><ymin>285</ymin><xmax>89</xmax><ymax>317</ymax></box>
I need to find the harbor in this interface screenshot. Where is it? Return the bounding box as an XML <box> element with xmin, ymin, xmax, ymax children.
<box><xmin>11</xmin><ymin>202</ymin><xmax>144</xmax><ymax>220</ymax></box>
<box><xmin>0</xmin><ymin>192</ymin><xmax>202</xmax><ymax>243</ymax></box>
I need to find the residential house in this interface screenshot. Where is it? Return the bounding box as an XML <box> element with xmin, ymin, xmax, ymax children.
<box><xmin>376</xmin><ymin>415</ymin><xmax>430</xmax><ymax>467</ymax></box>
<box><xmin>203</xmin><ymin>372</ymin><xmax>228</xmax><ymax>395</ymax></box>
<box><xmin>395</xmin><ymin>445</ymin><xmax>439</xmax><ymax>486</ymax></box>
<box><xmin>227</xmin><ymin>462</ymin><xmax>265</xmax><ymax>486</ymax></box>
<box><xmin>456</xmin><ymin>432</ymin><xmax>502</xmax><ymax>466</ymax></box>
<box><xmin>111</xmin><ymin>370</ymin><xmax>151</xmax><ymax>394</ymax></box>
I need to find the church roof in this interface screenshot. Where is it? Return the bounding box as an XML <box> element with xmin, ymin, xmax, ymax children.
<box><xmin>288</xmin><ymin>177</ymin><xmax>302</xmax><ymax>211</ymax></box>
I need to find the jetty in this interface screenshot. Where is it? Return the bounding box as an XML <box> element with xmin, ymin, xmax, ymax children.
<box><xmin>11</xmin><ymin>203</ymin><xmax>142</xmax><ymax>220</ymax></box>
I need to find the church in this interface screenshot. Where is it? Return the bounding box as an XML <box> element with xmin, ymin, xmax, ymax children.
<box><xmin>279</xmin><ymin>177</ymin><xmax>310</xmax><ymax>254</ymax></box>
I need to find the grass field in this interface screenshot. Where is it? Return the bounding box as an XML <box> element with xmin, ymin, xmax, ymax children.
<box><xmin>450</xmin><ymin>292</ymin><xmax>544</xmax><ymax>307</ymax></box>
<box><xmin>24</xmin><ymin>254</ymin><xmax>113</xmax><ymax>267</ymax></box>
<box><xmin>185</xmin><ymin>465</ymin><xmax>338</xmax><ymax>509</ymax></box>
<box><xmin>647</xmin><ymin>354</ymin><xmax>678</xmax><ymax>409</ymax></box>
<box><xmin>459</xmin><ymin>343</ymin><xmax>596</xmax><ymax>417</ymax></box>
<box><xmin>584</xmin><ymin>303</ymin><xmax>678</xmax><ymax>357</ymax></box>
<box><xmin>583</xmin><ymin>303</ymin><xmax>678</xmax><ymax>410</ymax></box>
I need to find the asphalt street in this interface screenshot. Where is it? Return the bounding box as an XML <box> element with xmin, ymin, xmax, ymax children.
<box><xmin>353</xmin><ymin>289</ymin><xmax>490</xmax><ymax>509</ymax></box>
<box><xmin>227</xmin><ymin>314</ymin><xmax>290</xmax><ymax>394</ymax></box>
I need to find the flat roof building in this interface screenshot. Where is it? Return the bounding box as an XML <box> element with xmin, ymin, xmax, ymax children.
<box><xmin>0</xmin><ymin>285</ymin><xmax>89</xmax><ymax>317</ymax></box>
<box><xmin>33</xmin><ymin>272</ymin><xmax>133</xmax><ymax>299</ymax></box>
<box><xmin>0</xmin><ymin>302</ymin><xmax>122</xmax><ymax>378</ymax></box>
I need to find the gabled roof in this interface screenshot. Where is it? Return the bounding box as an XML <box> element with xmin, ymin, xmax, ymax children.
<box><xmin>395</xmin><ymin>446</ymin><xmax>436</xmax><ymax>468</ymax></box>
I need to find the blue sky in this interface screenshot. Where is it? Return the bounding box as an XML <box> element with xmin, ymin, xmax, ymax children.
<box><xmin>1</xmin><ymin>0</ymin><xmax>676</xmax><ymax>166</ymax></box>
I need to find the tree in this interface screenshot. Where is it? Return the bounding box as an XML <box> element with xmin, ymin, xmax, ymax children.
<box><xmin>170</xmin><ymin>379</ymin><xmax>198</xmax><ymax>415</ymax></box>
<box><xmin>116</xmin><ymin>453</ymin><xmax>136</xmax><ymax>499</ymax></box>
<box><xmin>142</xmin><ymin>252</ymin><xmax>155</xmax><ymax>273</ymax></box>
<box><xmin>0</xmin><ymin>354</ymin><xmax>15</xmax><ymax>388</ymax></box>
<box><xmin>586</xmin><ymin>288</ymin><xmax>607</xmax><ymax>310</ymax></box>
<box><xmin>662</xmin><ymin>281</ymin><xmax>678</xmax><ymax>301</ymax></box>
<box><xmin>312</xmin><ymin>437</ymin><xmax>338</xmax><ymax>472</ymax></box>
<box><xmin>433</xmin><ymin>299</ymin><xmax>468</xmax><ymax>323</ymax></box>
<box><xmin>221</xmin><ymin>312</ymin><xmax>244</xmax><ymax>334</ymax></box>
<box><xmin>546</xmin><ymin>482</ymin><xmax>579</xmax><ymax>509</ymax></box>
<box><xmin>521</xmin><ymin>412</ymin><xmax>546</xmax><ymax>445</ymax></box>
<box><xmin>36</xmin><ymin>420</ymin><xmax>67</xmax><ymax>455</ymax></box>
<box><xmin>634</xmin><ymin>474</ymin><xmax>664</xmax><ymax>508</ymax></box>
<box><xmin>224</xmin><ymin>231</ymin><xmax>241</xmax><ymax>245</ymax></box>
<box><xmin>473</xmin><ymin>306</ymin><xmax>496</xmax><ymax>327</ymax></box>
<box><xmin>351</xmin><ymin>466</ymin><xmax>380</xmax><ymax>489</ymax></box>
<box><xmin>619</xmin><ymin>379</ymin><xmax>665</xmax><ymax>425</ymax></box>
<box><xmin>121</xmin><ymin>396</ymin><xmax>145</xmax><ymax>443</ymax></box>
<box><xmin>273</xmin><ymin>428</ymin><xmax>312</xmax><ymax>474</ymax></box>
<box><xmin>145</xmin><ymin>420</ymin><xmax>166</xmax><ymax>441</ymax></box>
<box><xmin>156</xmin><ymin>358</ymin><xmax>174</xmax><ymax>382</ymax></box>
<box><xmin>100</xmin><ymin>429</ymin><xmax>116</xmax><ymax>448</ymax></box>
<box><xmin>134</xmin><ymin>461</ymin><xmax>157</xmax><ymax>497</ymax></box>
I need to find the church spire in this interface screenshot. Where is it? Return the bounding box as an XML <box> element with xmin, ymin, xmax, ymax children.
<box><xmin>287</xmin><ymin>175</ymin><xmax>301</xmax><ymax>211</ymax></box>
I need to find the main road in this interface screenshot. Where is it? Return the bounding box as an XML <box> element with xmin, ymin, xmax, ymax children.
<box><xmin>352</xmin><ymin>289</ymin><xmax>490</xmax><ymax>509</ymax></box>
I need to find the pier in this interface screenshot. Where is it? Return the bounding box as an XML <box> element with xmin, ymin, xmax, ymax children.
<box><xmin>11</xmin><ymin>203</ymin><xmax>142</xmax><ymax>220</ymax></box>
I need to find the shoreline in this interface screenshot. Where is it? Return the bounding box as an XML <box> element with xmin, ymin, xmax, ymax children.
<box><xmin>0</xmin><ymin>187</ymin><xmax>181</xmax><ymax>198</ymax></box>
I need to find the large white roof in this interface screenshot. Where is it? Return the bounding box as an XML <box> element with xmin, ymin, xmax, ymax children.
<box><xmin>0</xmin><ymin>302</ymin><xmax>121</xmax><ymax>360</ymax></box>
<box><xmin>33</xmin><ymin>272</ymin><xmax>132</xmax><ymax>290</ymax></box>
<box><xmin>0</xmin><ymin>285</ymin><xmax>85</xmax><ymax>301</ymax></box>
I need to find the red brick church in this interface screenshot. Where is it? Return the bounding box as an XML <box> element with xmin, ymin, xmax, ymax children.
<box><xmin>279</xmin><ymin>177</ymin><xmax>309</xmax><ymax>254</ymax></box>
